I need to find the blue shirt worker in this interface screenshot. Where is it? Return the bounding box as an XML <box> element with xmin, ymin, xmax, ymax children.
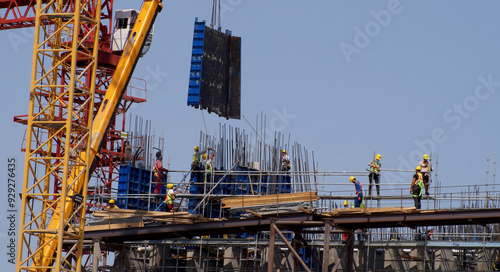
<box><xmin>349</xmin><ymin>176</ymin><xmax>364</xmax><ymax>208</ymax></box>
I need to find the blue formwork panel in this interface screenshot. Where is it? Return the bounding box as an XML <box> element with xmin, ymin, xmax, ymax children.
<box><xmin>118</xmin><ymin>163</ymin><xmax>166</xmax><ymax>210</ymax></box>
<box><xmin>187</xmin><ymin>18</ymin><xmax>205</xmax><ymax>107</ymax></box>
<box><xmin>299</xmin><ymin>248</ymin><xmax>319</xmax><ymax>270</ymax></box>
<box><xmin>188</xmin><ymin>199</ymin><xmax>200</xmax><ymax>214</ymax></box>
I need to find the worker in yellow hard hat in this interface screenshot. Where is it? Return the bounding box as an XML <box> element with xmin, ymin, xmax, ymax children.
<box><xmin>106</xmin><ymin>199</ymin><xmax>120</xmax><ymax>211</ymax></box>
<box><xmin>164</xmin><ymin>183</ymin><xmax>180</xmax><ymax>212</ymax></box>
<box><xmin>419</xmin><ymin>154</ymin><xmax>433</xmax><ymax>196</ymax></box>
<box><xmin>280</xmin><ymin>149</ymin><xmax>291</xmax><ymax>171</ymax></box>
<box><xmin>341</xmin><ymin>200</ymin><xmax>351</xmax><ymax>240</ymax></box>
<box><xmin>191</xmin><ymin>145</ymin><xmax>213</xmax><ymax>181</ymax></box>
<box><xmin>349</xmin><ymin>176</ymin><xmax>364</xmax><ymax>208</ymax></box>
<box><xmin>367</xmin><ymin>153</ymin><xmax>382</xmax><ymax>197</ymax></box>
<box><xmin>410</xmin><ymin>166</ymin><xmax>424</xmax><ymax>209</ymax></box>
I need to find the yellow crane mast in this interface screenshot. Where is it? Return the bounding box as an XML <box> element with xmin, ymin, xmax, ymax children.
<box><xmin>16</xmin><ymin>0</ymin><xmax>163</xmax><ymax>271</ymax></box>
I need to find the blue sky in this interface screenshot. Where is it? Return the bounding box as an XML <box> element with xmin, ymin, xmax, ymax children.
<box><xmin>2</xmin><ymin>0</ymin><xmax>500</xmax><ymax>265</ymax></box>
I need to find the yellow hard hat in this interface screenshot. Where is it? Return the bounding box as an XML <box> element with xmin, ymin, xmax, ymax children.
<box><xmin>415</xmin><ymin>166</ymin><xmax>421</xmax><ymax>171</ymax></box>
<box><xmin>202</xmin><ymin>153</ymin><xmax>207</xmax><ymax>160</ymax></box>
<box><xmin>282</xmin><ymin>149</ymin><xmax>287</xmax><ymax>153</ymax></box>
<box><xmin>349</xmin><ymin>176</ymin><xmax>355</xmax><ymax>182</ymax></box>
<box><xmin>343</xmin><ymin>200</ymin><xmax>348</xmax><ymax>206</ymax></box>
<box><xmin>376</xmin><ymin>154</ymin><xmax>381</xmax><ymax>160</ymax></box>
<box><xmin>167</xmin><ymin>183</ymin><xmax>174</xmax><ymax>189</ymax></box>
<box><xmin>108</xmin><ymin>199</ymin><xmax>115</xmax><ymax>204</ymax></box>
<box><xmin>423</xmin><ymin>154</ymin><xmax>429</xmax><ymax>160</ymax></box>
<box><xmin>194</xmin><ymin>146</ymin><xmax>199</xmax><ymax>152</ymax></box>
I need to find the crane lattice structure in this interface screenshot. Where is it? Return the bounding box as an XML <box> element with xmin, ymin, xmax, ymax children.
<box><xmin>16</xmin><ymin>0</ymin><xmax>102</xmax><ymax>270</ymax></box>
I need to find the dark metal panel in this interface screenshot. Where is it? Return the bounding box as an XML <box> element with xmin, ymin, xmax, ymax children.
<box><xmin>187</xmin><ymin>21</ymin><xmax>241</xmax><ymax>119</ymax></box>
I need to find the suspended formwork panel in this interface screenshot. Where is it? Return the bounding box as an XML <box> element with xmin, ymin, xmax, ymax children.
<box><xmin>187</xmin><ymin>18</ymin><xmax>241</xmax><ymax>120</ymax></box>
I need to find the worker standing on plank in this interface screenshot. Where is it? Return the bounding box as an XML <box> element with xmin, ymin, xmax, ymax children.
<box><xmin>367</xmin><ymin>154</ymin><xmax>382</xmax><ymax>197</ymax></box>
<box><xmin>410</xmin><ymin>166</ymin><xmax>424</xmax><ymax>209</ymax></box>
<box><xmin>191</xmin><ymin>146</ymin><xmax>212</xmax><ymax>181</ymax></box>
<box><xmin>153</xmin><ymin>151</ymin><xmax>168</xmax><ymax>194</ymax></box>
<box><xmin>204</xmin><ymin>152</ymin><xmax>215</xmax><ymax>177</ymax></box>
<box><xmin>419</xmin><ymin>154</ymin><xmax>433</xmax><ymax>195</ymax></box>
<box><xmin>106</xmin><ymin>199</ymin><xmax>120</xmax><ymax>211</ymax></box>
<box><xmin>280</xmin><ymin>150</ymin><xmax>291</xmax><ymax>171</ymax></box>
<box><xmin>349</xmin><ymin>176</ymin><xmax>364</xmax><ymax>208</ymax></box>
<box><xmin>164</xmin><ymin>183</ymin><xmax>180</xmax><ymax>212</ymax></box>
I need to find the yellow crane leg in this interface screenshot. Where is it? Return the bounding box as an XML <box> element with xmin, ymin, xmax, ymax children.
<box><xmin>34</xmin><ymin>0</ymin><xmax>163</xmax><ymax>270</ymax></box>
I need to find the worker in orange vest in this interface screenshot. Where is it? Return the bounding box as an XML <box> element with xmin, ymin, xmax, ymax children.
<box><xmin>349</xmin><ymin>176</ymin><xmax>364</xmax><ymax>208</ymax></box>
<box><xmin>410</xmin><ymin>166</ymin><xmax>424</xmax><ymax>209</ymax></box>
<box><xmin>164</xmin><ymin>183</ymin><xmax>180</xmax><ymax>212</ymax></box>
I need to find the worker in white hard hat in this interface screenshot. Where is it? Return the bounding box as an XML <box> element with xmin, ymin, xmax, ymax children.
<box><xmin>280</xmin><ymin>149</ymin><xmax>291</xmax><ymax>171</ymax></box>
<box><xmin>419</xmin><ymin>154</ymin><xmax>433</xmax><ymax>195</ymax></box>
<box><xmin>164</xmin><ymin>183</ymin><xmax>180</xmax><ymax>212</ymax></box>
<box><xmin>367</xmin><ymin>153</ymin><xmax>382</xmax><ymax>197</ymax></box>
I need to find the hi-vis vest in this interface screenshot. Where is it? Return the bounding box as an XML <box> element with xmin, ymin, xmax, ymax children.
<box><xmin>165</xmin><ymin>190</ymin><xmax>175</xmax><ymax>204</ymax></box>
<box><xmin>420</xmin><ymin>160</ymin><xmax>431</xmax><ymax>173</ymax></box>
<box><xmin>412</xmin><ymin>173</ymin><xmax>424</xmax><ymax>197</ymax></box>
<box><xmin>206</xmin><ymin>161</ymin><xmax>212</xmax><ymax>173</ymax></box>
<box><xmin>370</xmin><ymin>160</ymin><xmax>381</xmax><ymax>174</ymax></box>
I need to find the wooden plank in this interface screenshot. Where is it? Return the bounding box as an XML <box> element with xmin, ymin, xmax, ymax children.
<box><xmin>150</xmin><ymin>218</ymin><xmax>195</xmax><ymax>225</ymax></box>
<box><xmin>298</xmin><ymin>207</ymin><xmax>314</xmax><ymax>214</ymax></box>
<box><xmin>84</xmin><ymin>221</ymin><xmax>144</xmax><ymax>231</ymax></box>
<box><xmin>222</xmin><ymin>192</ymin><xmax>319</xmax><ymax>208</ymax></box>
<box><xmin>321</xmin><ymin>207</ymin><xmax>417</xmax><ymax>217</ymax></box>
<box><xmin>246</xmin><ymin>209</ymin><xmax>262</xmax><ymax>218</ymax></box>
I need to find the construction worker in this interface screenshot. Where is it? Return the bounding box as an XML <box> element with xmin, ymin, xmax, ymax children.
<box><xmin>164</xmin><ymin>183</ymin><xmax>180</xmax><ymax>212</ymax></box>
<box><xmin>204</xmin><ymin>152</ymin><xmax>215</xmax><ymax>174</ymax></box>
<box><xmin>106</xmin><ymin>199</ymin><xmax>120</xmax><ymax>211</ymax></box>
<box><xmin>349</xmin><ymin>176</ymin><xmax>364</xmax><ymax>208</ymax></box>
<box><xmin>367</xmin><ymin>154</ymin><xmax>382</xmax><ymax>197</ymax></box>
<box><xmin>420</xmin><ymin>154</ymin><xmax>433</xmax><ymax>195</ymax></box>
<box><xmin>124</xmin><ymin>140</ymin><xmax>132</xmax><ymax>162</ymax></box>
<box><xmin>153</xmin><ymin>151</ymin><xmax>168</xmax><ymax>194</ymax></box>
<box><xmin>192</xmin><ymin>146</ymin><xmax>213</xmax><ymax>168</ymax></box>
<box><xmin>342</xmin><ymin>200</ymin><xmax>350</xmax><ymax>240</ymax></box>
<box><xmin>280</xmin><ymin>150</ymin><xmax>291</xmax><ymax>171</ymax></box>
<box><xmin>191</xmin><ymin>146</ymin><xmax>212</xmax><ymax>181</ymax></box>
<box><xmin>494</xmin><ymin>254</ymin><xmax>500</xmax><ymax>270</ymax></box>
<box><xmin>410</xmin><ymin>166</ymin><xmax>424</xmax><ymax>209</ymax></box>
